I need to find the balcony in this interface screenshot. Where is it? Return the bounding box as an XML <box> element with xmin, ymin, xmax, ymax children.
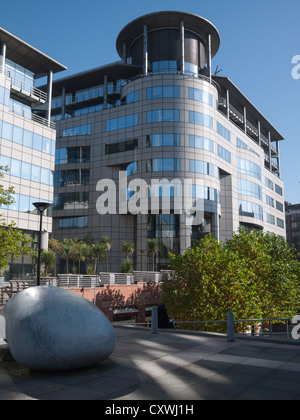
<box><xmin>9</xmin><ymin>102</ymin><xmax>55</xmax><ymax>130</ymax></box>
<box><xmin>10</xmin><ymin>78</ymin><xmax>47</xmax><ymax>105</ymax></box>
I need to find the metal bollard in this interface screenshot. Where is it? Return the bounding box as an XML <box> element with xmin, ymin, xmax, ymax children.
<box><xmin>151</xmin><ymin>305</ymin><xmax>158</xmax><ymax>334</ymax></box>
<box><xmin>227</xmin><ymin>310</ymin><xmax>235</xmax><ymax>342</ymax></box>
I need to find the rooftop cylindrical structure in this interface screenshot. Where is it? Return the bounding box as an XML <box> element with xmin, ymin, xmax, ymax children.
<box><xmin>116</xmin><ymin>11</ymin><xmax>220</xmax><ymax>77</ymax></box>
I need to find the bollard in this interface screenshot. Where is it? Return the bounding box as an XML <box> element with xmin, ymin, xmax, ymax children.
<box><xmin>227</xmin><ymin>310</ymin><xmax>235</xmax><ymax>342</ymax></box>
<box><xmin>151</xmin><ymin>305</ymin><xmax>158</xmax><ymax>334</ymax></box>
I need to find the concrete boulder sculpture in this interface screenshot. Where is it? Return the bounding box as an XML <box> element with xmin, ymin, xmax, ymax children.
<box><xmin>1</xmin><ymin>286</ymin><xmax>116</xmax><ymax>371</ymax></box>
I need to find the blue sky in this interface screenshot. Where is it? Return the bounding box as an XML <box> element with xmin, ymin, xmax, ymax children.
<box><xmin>1</xmin><ymin>0</ymin><xmax>300</xmax><ymax>203</ymax></box>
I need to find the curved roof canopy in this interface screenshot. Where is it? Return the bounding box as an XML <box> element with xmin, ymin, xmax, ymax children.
<box><xmin>116</xmin><ymin>11</ymin><xmax>221</xmax><ymax>59</ymax></box>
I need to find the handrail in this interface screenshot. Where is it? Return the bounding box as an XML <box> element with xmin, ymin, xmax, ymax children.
<box><xmin>121</xmin><ymin>71</ymin><xmax>221</xmax><ymax>93</ymax></box>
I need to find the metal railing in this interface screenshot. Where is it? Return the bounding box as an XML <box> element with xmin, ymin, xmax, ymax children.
<box><xmin>11</xmin><ymin>79</ymin><xmax>47</xmax><ymax>103</ymax></box>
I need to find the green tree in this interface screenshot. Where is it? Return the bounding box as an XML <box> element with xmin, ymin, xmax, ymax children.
<box><xmin>59</xmin><ymin>238</ymin><xmax>76</xmax><ymax>274</ymax></box>
<box><xmin>100</xmin><ymin>236</ymin><xmax>112</xmax><ymax>272</ymax></box>
<box><xmin>73</xmin><ymin>241</ymin><xmax>91</xmax><ymax>274</ymax></box>
<box><xmin>91</xmin><ymin>242</ymin><xmax>107</xmax><ymax>274</ymax></box>
<box><xmin>41</xmin><ymin>250</ymin><xmax>56</xmax><ymax>276</ymax></box>
<box><xmin>147</xmin><ymin>238</ymin><xmax>159</xmax><ymax>271</ymax></box>
<box><xmin>0</xmin><ymin>166</ymin><xmax>32</xmax><ymax>273</ymax></box>
<box><xmin>161</xmin><ymin>229</ymin><xmax>300</xmax><ymax>323</ymax></box>
<box><xmin>122</xmin><ymin>241</ymin><xmax>135</xmax><ymax>258</ymax></box>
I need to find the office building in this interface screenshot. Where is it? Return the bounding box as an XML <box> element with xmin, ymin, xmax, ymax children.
<box><xmin>0</xmin><ymin>27</ymin><xmax>66</xmax><ymax>278</ymax></box>
<box><xmin>47</xmin><ymin>11</ymin><xmax>286</xmax><ymax>271</ymax></box>
<box><xmin>285</xmin><ymin>202</ymin><xmax>300</xmax><ymax>260</ymax></box>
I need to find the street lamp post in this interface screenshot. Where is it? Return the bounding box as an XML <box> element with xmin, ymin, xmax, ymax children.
<box><xmin>33</xmin><ymin>202</ymin><xmax>52</xmax><ymax>286</ymax></box>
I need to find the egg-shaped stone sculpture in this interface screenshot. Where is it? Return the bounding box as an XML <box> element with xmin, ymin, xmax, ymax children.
<box><xmin>1</xmin><ymin>286</ymin><xmax>116</xmax><ymax>371</ymax></box>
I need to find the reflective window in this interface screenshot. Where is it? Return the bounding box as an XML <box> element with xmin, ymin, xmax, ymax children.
<box><xmin>275</xmin><ymin>184</ymin><xmax>283</xmax><ymax>196</ymax></box>
<box><xmin>105</xmin><ymin>138</ymin><xmax>138</xmax><ymax>155</ymax></box>
<box><xmin>0</xmin><ymin>155</ymin><xmax>52</xmax><ymax>186</ymax></box>
<box><xmin>147</xmin><ymin>159</ymin><xmax>180</xmax><ymax>172</ymax></box>
<box><xmin>147</xmin><ymin>134</ymin><xmax>179</xmax><ymax>147</ymax></box>
<box><xmin>217</xmin><ymin>145</ymin><xmax>231</xmax><ymax>163</ymax></box>
<box><xmin>58</xmin><ymin>216</ymin><xmax>88</xmax><ymax>230</ymax></box>
<box><xmin>125</xmin><ymin>90</ymin><xmax>139</xmax><ymax>104</ymax></box>
<box><xmin>147</xmin><ymin>86</ymin><xmax>179</xmax><ymax>99</ymax></box>
<box><xmin>191</xmin><ymin>185</ymin><xmax>219</xmax><ymax>202</ymax></box>
<box><xmin>189</xmin><ymin>135</ymin><xmax>214</xmax><ymax>152</ymax></box>
<box><xmin>265</xmin><ymin>177</ymin><xmax>274</xmax><ymax>190</ymax></box>
<box><xmin>266</xmin><ymin>195</ymin><xmax>274</xmax><ymax>207</ymax></box>
<box><xmin>239</xmin><ymin>200</ymin><xmax>263</xmax><ymax>221</ymax></box>
<box><xmin>189</xmin><ymin>111</ymin><xmax>213</xmax><ymax>129</ymax></box>
<box><xmin>152</xmin><ymin>61</ymin><xmax>177</xmax><ymax>74</ymax></box>
<box><xmin>55</xmin><ymin>147</ymin><xmax>90</xmax><ymax>165</ymax></box>
<box><xmin>236</xmin><ymin>137</ymin><xmax>260</xmax><ymax>157</ymax></box>
<box><xmin>127</xmin><ymin>162</ymin><xmax>138</xmax><ymax>176</ymax></box>
<box><xmin>190</xmin><ymin>160</ymin><xmax>214</xmax><ymax>176</ymax></box>
<box><xmin>0</xmin><ymin>121</ymin><xmax>54</xmax><ymax>155</ymax></box>
<box><xmin>217</xmin><ymin>122</ymin><xmax>231</xmax><ymax>142</ymax></box>
<box><xmin>185</xmin><ymin>62</ymin><xmax>198</xmax><ymax>76</ymax></box>
<box><xmin>189</xmin><ymin>88</ymin><xmax>213</xmax><ymax>107</ymax></box>
<box><xmin>276</xmin><ymin>201</ymin><xmax>284</xmax><ymax>212</ymax></box>
<box><xmin>62</xmin><ymin>124</ymin><xmax>91</xmax><ymax>137</ymax></box>
<box><xmin>0</xmin><ymin>192</ymin><xmax>50</xmax><ymax>213</ymax></box>
<box><xmin>147</xmin><ymin>109</ymin><xmax>180</xmax><ymax>123</ymax></box>
<box><xmin>239</xmin><ymin>179</ymin><xmax>262</xmax><ymax>200</ymax></box>
<box><xmin>53</xmin><ymin>192</ymin><xmax>89</xmax><ymax>211</ymax></box>
<box><xmin>266</xmin><ymin>213</ymin><xmax>275</xmax><ymax>225</ymax></box>
<box><xmin>0</xmin><ymin>86</ymin><xmax>10</xmax><ymax>106</ymax></box>
<box><xmin>238</xmin><ymin>158</ymin><xmax>261</xmax><ymax>181</ymax></box>
<box><xmin>54</xmin><ymin>169</ymin><xmax>89</xmax><ymax>187</ymax></box>
<box><xmin>106</xmin><ymin>114</ymin><xmax>138</xmax><ymax>131</ymax></box>
<box><xmin>277</xmin><ymin>218</ymin><xmax>284</xmax><ymax>229</ymax></box>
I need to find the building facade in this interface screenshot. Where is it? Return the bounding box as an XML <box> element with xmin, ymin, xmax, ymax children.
<box><xmin>0</xmin><ymin>27</ymin><xmax>66</xmax><ymax>278</ymax></box>
<box><xmin>48</xmin><ymin>11</ymin><xmax>286</xmax><ymax>272</ymax></box>
<box><xmin>285</xmin><ymin>202</ymin><xmax>300</xmax><ymax>260</ymax></box>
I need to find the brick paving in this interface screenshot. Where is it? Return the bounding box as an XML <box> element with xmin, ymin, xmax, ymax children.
<box><xmin>1</xmin><ymin>327</ymin><xmax>300</xmax><ymax>400</ymax></box>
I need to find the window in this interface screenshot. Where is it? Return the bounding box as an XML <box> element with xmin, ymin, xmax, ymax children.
<box><xmin>189</xmin><ymin>88</ymin><xmax>213</xmax><ymax>107</ymax></box>
<box><xmin>0</xmin><ymin>155</ymin><xmax>52</xmax><ymax>185</ymax></box>
<box><xmin>106</xmin><ymin>114</ymin><xmax>138</xmax><ymax>131</ymax></box>
<box><xmin>0</xmin><ymin>86</ymin><xmax>10</xmax><ymax>106</ymax></box>
<box><xmin>266</xmin><ymin>195</ymin><xmax>274</xmax><ymax>207</ymax></box>
<box><xmin>189</xmin><ymin>135</ymin><xmax>214</xmax><ymax>152</ymax></box>
<box><xmin>62</xmin><ymin>124</ymin><xmax>91</xmax><ymax>137</ymax></box>
<box><xmin>147</xmin><ymin>134</ymin><xmax>179</xmax><ymax>147</ymax></box>
<box><xmin>147</xmin><ymin>110</ymin><xmax>180</xmax><ymax>123</ymax></box>
<box><xmin>217</xmin><ymin>145</ymin><xmax>231</xmax><ymax>163</ymax></box>
<box><xmin>217</xmin><ymin>122</ymin><xmax>231</xmax><ymax>142</ymax></box>
<box><xmin>152</xmin><ymin>61</ymin><xmax>177</xmax><ymax>74</ymax></box>
<box><xmin>277</xmin><ymin>218</ymin><xmax>284</xmax><ymax>229</ymax></box>
<box><xmin>190</xmin><ymin>160</ymin><xmax>214</xmax><ymax>176</ymax></box>
<box><xmin>55</xmin><ymin>147</ymin><xmax>90</xmax><ymax>165</ymax></box>
<box><xmin>53</xmin><ymin>192</ymin><xmax>89</xmax><ymax>211</ymax></box>
<box><xmin>105</xmin><ymin>138</ymin><xmax>138</xmax><ymax>155</ymax></box>
<box><xmin>191</xmin><ymin>185</ymin><xmax>219</xmax><ymax>202</ymax></box>
<box><xmin>266</xmin><ymin>213</ymin><xmax>275</xmax><ymax>225</ymax></box>
<box><xmin>147</xmin><ymin>159</ymin><xmax>180</xmax><ymax>172</ymax></box>
<box><xmin>238</xmin><ymin>158</ymin><xmax>261</xmax><ymax>181</ymax></box>
<box><xmin>239</xmin><ymin>179</ymin><xmax>262</xmax><ymax>200</ymax></box>
<box><xmin>239</xmin><ymin>200</ymin><xmax>263</xmax><ymax>221</ymax></box>
<box><xmin>58</xmin><ymin>216</ymin><xmax>88</xmax><ymax>230</ymax></box>
<box><xmin>265</xmin><ymin>177</ymin><xmax>274</xmax><ymax>190</ymax></box>
<box><xmin>189</xmin><ymin>111</ymin><xmax>213</xmax><ymax>129</ymax></box>
<box><xmin>125</xmin><ymin>90</ymin><xmax>139</xmax><ymax>104</ymax></box>
<box><xmin>275</xmin><ymin>184</ymin><xmax>283</xmax><ymax>196</ymax></box>
<box><xmin>147</xmin><ymin>86</ymin><xmax>179</xmax><ymax>99</ymax></box>
<box><xmin>54</xmin><ymin>169</ymin><xmax>89</xmax><ymax>187</ymax></box>
<box><xmin>276</xmin><ymin>201</ymin><xmax>284</xmax><ymax>212</ymax></box>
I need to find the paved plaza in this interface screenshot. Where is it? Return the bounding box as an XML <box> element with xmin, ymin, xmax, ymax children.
<box><xmin>1</xmin><ymin>327</ymin><xmax>300</xmax><ymax>400</ymax></box>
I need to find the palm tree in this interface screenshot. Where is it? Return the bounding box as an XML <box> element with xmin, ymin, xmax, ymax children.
<box><xmin>100</xmin><ymin>236</ymin><xmax>112</xmax><ymax>272</ymax></box>
<box><xmin>147</xmin><ymin>238</ymin><xmax>159</xmax><ymax>271</ymax></box>
<box><xmin>41</xmin><ymin>250</ymin><xmax>56</xmax><ymax>276</ymax></box>
<box><xmin>73</xmin><ymin>241</ymin><xmax>91</xmax><ymax>274</ymax></box>
<box><xmin>91</xmin><ymin>242</ymin><xmax>107</xmax><ymax>274</ymax></box>
<box><xmin>59</xmin><ymin>238</ymin><xmax>75</xmax><ymax>274</ymax></box>
<box><xmin>122</xmin><ymin>241</ymin><xmax>135</xmax><ymax>258</ymax></box>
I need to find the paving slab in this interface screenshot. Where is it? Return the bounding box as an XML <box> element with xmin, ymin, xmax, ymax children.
<box><xmin>1</xmin><ymin>327</ymin><xmax>300</xmax><ymax>401</ymax></box>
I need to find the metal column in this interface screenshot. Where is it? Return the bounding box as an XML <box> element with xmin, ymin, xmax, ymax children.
<box><xmin>180</xmin><ymin>21</ymin><xmax>185</xmax><ymax>73</ymax></box>
<box><xmin>207</xmin><ymin>34</ymin><xmax>212</xmax><ymax>79</ymax></box>
<box><xmin>143</xmin><ymin>25</ymin><xmax>148</xmax><ymax>75</ymax></box>
<box><xmin>0</xmin><ymin>43</ymin><xmax>6</xmax><ymax>73</ymax></box>
<box><xmin>46</xmin><ymin>70</ymin><xmax>53</xmax><ymax>127</ymax></box>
